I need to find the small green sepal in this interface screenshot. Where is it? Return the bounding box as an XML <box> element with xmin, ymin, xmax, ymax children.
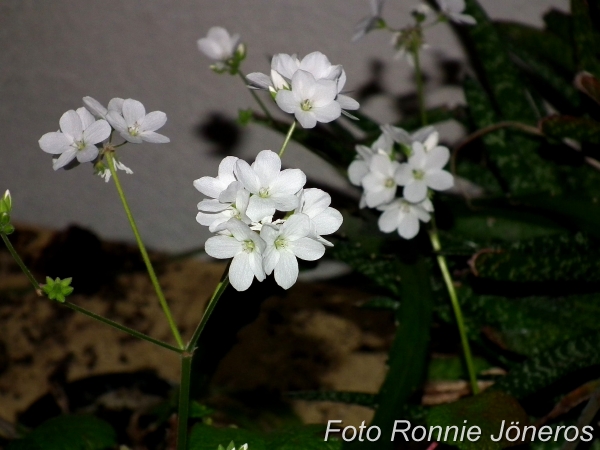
<box><xmin>0</xmin><ymin>190</ymin><xmax>12</xmax><ymax>214</ymax></box>
<box><xmin>42</xmin><ymin>276</ymin><xmax>74</xmax><ymax>303</ymax></box>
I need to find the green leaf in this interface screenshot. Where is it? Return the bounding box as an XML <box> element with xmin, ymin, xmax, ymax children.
<box><xmin>8</xmin><ymin>415</ymin><xmax>116</xmax><ymax>450</ymax></box>
<box><xmin>189</xmin><ymin>424</ymin><xmax>341</xmax><ymax>450</ymax></box>
<box><xmin>190</xmin><ymin>402</ymin><xmax>215</xmax><ymax>419</ymax></box>
<box><xmin>42</xmin><ymin>276</ymin><xmax>74</xmax><ymax>303</ymax></box>
<box><xmin>470</xmin><ymin>232</ymin><xmax>600</xmax><ymax>282</ymax></box>
<box><xmin>493</xmin><ymin>332</ymin><xmax>600</xmax><ymax>399</ymax></box>
<box><xmin>427</xmin><ymin>355</ymin><xmax>492</xmax><ymax>382</ymax></box>
<box><xmin>287</xmin><ymin>391</ymin><xmax>377</xmax><ymax>408</ymax></box>
<box><xmin>571</xmin><ymin>0</ymin><xmax>600</xmax><ymax>77</ymax></box>
<box><xmin>237</xmin><ymin>109</ymin><xmax>253</xmax><ymax>126</ymax></box>
<box><xmin>426</xmin><ymin>391</ymin><xmax>529</xmax><ymax>450</ymax></box>
<box><xmin>360</xmin><ymin>297</ymin><xmax>400</xmax><ymax>311</ymax></box>
<box><xmin>540</xmin><ymin>115</ymin><xmax>600</xmax><ymax>144</ymax></box>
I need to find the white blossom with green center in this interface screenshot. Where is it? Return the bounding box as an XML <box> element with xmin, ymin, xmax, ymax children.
<box><xmin>294</xmin><ymin>188</ymin><xmax>343</xmax><ymax>246</ymax></box>
<box><xmin>361</xmin><ymin>153</ymin><xmax>401</xmax><ymax>208</ymax></box>
<box><xmin>39</xmin><ymin>107</ymin><xmax>111</xmax><ymax>171</ymax></box>
<box><xmin>377</xmin><ymin>197</ymin><xmax>433</xmax><ymax>239</ymax></box>
<box><xmin>107</xmin><ymin>99</ymin><xmax>169</xmax><ymax>144</ymax></box>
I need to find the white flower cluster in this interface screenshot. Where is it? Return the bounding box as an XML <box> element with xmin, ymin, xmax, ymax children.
<box><xmin>195</xmin><ymin>150</ymin><xmax>343</xmax><ymax>291</ymax></box>
<box><xmin>247</xmin><ymin>51</ymin><xmax>359</xmax><ymax>129</ymax></box>
<box><xmin>349</xmin><ymin>126</ymin><xmax>453</xmax><ymax>239</ymax></box>
<box><xmin>197</xmin><ymin>26</ymin><xmax>245</xmax><ymax>72</ymax></box>
<box><xmin>38</xmin><ymin>97</ymin><xmax>169</xmax><ymax>175</ymax></box>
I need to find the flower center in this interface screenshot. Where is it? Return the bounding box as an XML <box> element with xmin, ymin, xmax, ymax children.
<box><xmin>412</xmin><ymin>169</ymin><xmax>425</xmax><ymax>180</ymax></box>
<box><xmin>259</xmin><ymin>187</ymin><xmax>270</xmax><ymax>198</ymax></box>
<box><xmin>275</xmin><ymin>237</ymin><xmax>288</xmax><ymax>250</ymax></box>
<box><xmin>300</xmin><ymin>99</ymin><xmax>313</xmax><ymax>111</ymax></box>
<box><xmin>73</xmin><ymin>140</ymin><xmax>86</xmax><ymax>151</ymax></box>
<box><xmin>242</xmin><ymin>239</ymin><xmax>255</xmax><ymax>253</ymax></box>
<box><xmin>128</xmin><ymin>123</ymin><xmax>141</xmax><ymax>136</ymax></box>
<box><xmin>384</xmin><ymin>178</ymin><xmax>395</xmax><ymax>188</ymax></box>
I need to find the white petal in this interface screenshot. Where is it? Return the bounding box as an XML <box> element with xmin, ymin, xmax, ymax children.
<box><xmin>271</xmin><ymin>194</ymin><xmax>300</xmax><ymax>211</ymax></box>
<box><xmin>39</xmin><ymin>132</ymin><xmax>72</xmax><ymax>154</ymax></box>
<box><xmin>403</xmin><ymin>180</ymin><xmax>428</xmax><ymax>202</ymax></box>
<box><xmin>311</xmin><ymin>80</ymin><xmax>338</xmax><ymax>107</ymax></box>
<box><xmin>275</xmin><ymin>90</ymin><xmax>298</xmax><ymax>114</ymax></box>
<box><xmin>312</xmin><ymin>207</ymin><xmax>343</xmax><ymax>235</ymax></box>
<box><xmin>83</xmin><ymin>96</ymin><xmax>107</xmax><ymax>118</ymax></box>
<box><xmin>272</xmin><ymin>53</ymin><xmax>300</xmax><ymax>79</ymax></box>
<box><xmin>253</xmin><ymin>150</ymin><xmax>281</xmax><ymax>186</ymax></box>
<box><xmin>300</xmin><ymin>188</ymin><xmax>330</xmax><ymax>216</ymax></box>
<box><xmin>336</xmin><ymin>94</ymin><xmax>360</xmax><ymax>110</ymax></box>
<box><xmin>198</xmin><ymin>37</ymin><xmax>225</xmax><ymax>60</ymax></box>
<box><xmin>274</xmin><ymin>250</ymin><xmax>299</xmax><ymax>289</ymax></box>
<box><xmin>370</xmin><ymin>153</ymin><xmax>396</xmax><ymax>177</ymax></box>
<box><xmin>270</xmin><ymin>168</ymin><xmax>306</xmax><ymax>196</ymax></box>
<box><xmin>140</xmin><ymin>131</ymin><xmax>170</xmax><ymax>143</ymax></box>
<box><xmin>77</xmin><ymin>107</ymin><xmax>95</xmax><ymax>129</ymax></box>
<box><xmin>52</xmin><ymin>147</ymin><xmax>78</xmax><ymax>170</ymax></box>
<box><xmin>292</xmin><ymin>237</ymin><xmax>325</xmax><ymax>261</ymax></box>
<box><xmin>263</xmin><ymin>246</ymin><xmax>280</xmax><ymax>275</ymax></box>
<box><xmin>219</xmin><ymin>180</ymin><xmax>243</xmax><ymax>203</ymax></box>
<box><xmin>196</xmin><ymin>211</ymin><xmax>222</xmax><ymax>227</ymax></box>
<box><xmin>108</xmin><ymin>98</ymin><xmax>124</xmax><ymax>113</ymax></box>
<box><xmin>365</xmin><ymin>187</ymin><xmax>395</xmax><ymax>208</ymax></box>
<box><xmin>409</xmin><ymin>142</ymin><xmax>427</xmax><ymax>168</ymax></box>
<box><xmin>82</xmin><ymin>119</ymin><xmax>111</xmax><ymax>145</ymax></box>
<box><xmin>205</xmin><ymin>235</ymin><xmax>241</xmax><ymax>259</ymax></box>
<box><xmin>194</xmin><ymin>176</ymin><xmax>226</xmax><ymax>198</ymax></box>
<box><xmin>378</xmin><ymin>207</ymin><xmax>400</xmax><ymax>233</ymax></box>
<box><xmin>246</xmin><ymin>72</ymin><xmax>272</xmax><ymax>90</ymax></box>
<box><xmin>246</xmin><ymin>196</ymin><xmax>276</xmax><ymax>223</ymax></box>
<box><xmin>229</xmin><ymin>252</ymin><xmax>254</xmax><ymax>291</ymax></box>
<box><xmin>292</xmin><ymin>70</ymin><xmax>317</xmax><ymax>99</ymax></box>
<box><xmin>248</xmin><ymin>251</ymin><xmax>265</xmax><ymax>282</ymax></box>
<box><xmin>59</xmin><ymin>110</ymin><xmax>82</xmax><ymax>138</ymax></box>
<box><xmin>140</xmin><ymin>111</ymin><xmax>167</xmax><ymax>132</ymax></box>
<box><xmin>299</xmin><ymin>51</ymin><xmax>332</xmax><ymax>79</ymax></box>
<box><xmin>295</xmin><ymin>110</ymin><xmax>317</xmax><ymax>129</ymax></box>
<box><xmin>348</xmin><ymin>160</ymin><xmax>368</xmax><ymax>185</ymax></box>
<box><xmin>197</xmin><ymin>198</ymin><xmax>230</xmax><ymax>212</ymax></box>
<box><xmin>424</xmin><ymin>146</ymin><xmax>450</xmax><ymax>170</ymax></box>
<box><xmin>120</xmin><ymin>132</ymin><xmax>143</xmax><ymax>144</ymax></box>
<box><xmin>106</xmin><ymin>111</ymin><xmax>127</xmax><ymax>134</ymax></box>
<box><xmin>122</xmin><ymin>99</ymin><xmax>146</xmax><ymax>126</ymax></box>
<box><xmin>76</xmin><ymin>144</ymin><xmax>99</xmax><ymax>163</ymax></box>
<box><xmin>234</xmin><ymin>159</ymin><xmax>261</xmax><ymax>194</ymax></box>
<box><xmin>312</xmin><ymin>101</ymin><xmax>342</xmax><ymax>123</ymax></box>
<box><xmin>281</xmin><ymin>214</ymin><xmax>310</xmax><ymax>240</ymax></box>
<box><xmin>218</xmin><ymin>156</ymin><xmax>239</xmax><ymax>182</ymax></box>
<box><xmin>425</xmin><ymin>170</ymin><xmax>454</xmax><ymax>191</ymax></box>
<box><xmin>398</xmin><ymin>214</ymin><xmax>420</xmax><ymax>239</ymax></box>
<box><xmin>224</xmin><ymin>218</ymin><xmax>255</xmax><ymax>242</ymax></box>
<box><xmin>394</xmin><ymin>164</ymin><xmax>413</xmax><ymax>185</ymax></box>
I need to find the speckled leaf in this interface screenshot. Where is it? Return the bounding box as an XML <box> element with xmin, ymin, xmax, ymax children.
<box><xmin>7</xmin><ymin>415</ymin><xmax>116</xmax><ymax>450</ymax></box>
<box><xmin>426</xmin><ymin>391</ymin><xmax>529</xmax><ymax>450</ymax></box>
<box><xmin>540</xmin><ymin>115</ymin><xmax>600</xmax><ymax>144</ymax></box>
<box><xmin>471</xmin><ymin>232</ymin><xmax>600</xmax><ymax>282</ymax></box>
<box><xmin>493</xmin><ymin>332</ymin><xmax>600</xmax><ymax>399</ymax></box>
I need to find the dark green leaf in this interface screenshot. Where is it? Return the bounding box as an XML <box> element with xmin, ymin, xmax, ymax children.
<box><xmin>8</xmin><ymin>415</ymin><xmax>116</xmax><ymax>450</ymax></box>
<box><xmin>360</xmin><ymin>297</ymin><xmax>400</xmax><ymax>311</ymax></box>
<box><xmin>427</xmin><ymin>391</ymin><xmax>529</xmax><ymax>450</ymax></box>
<box><xmin>287</xmin><ymin>391</ymin><xmax>377</xmax><ymax>408</ymax></box>
<box><xmin>540</xmin><ymin>115</ymin><xmax>600</xmax><ymax>144</ymax></box>
<box><xmin>571</xmin><ymin>0</ymin><xmax>600</xmax><ymax>77</ymax></box>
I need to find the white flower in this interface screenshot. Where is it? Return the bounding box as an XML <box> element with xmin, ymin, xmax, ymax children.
<box><xmin>261</xmin><ymin>214</ymin><xmax>325</xmax><ymax>289</ymax></box>
<box><xmin>107</xmin><ymin>99</ymin><xmax>169</xmax><ymax>144</ymax></box>
<box><xmin>395</xmin><ymin>141</ymin><xmax>454</xmax><ymax>202</ymax></box>
<box><xmin>295</xmin><ymin>188</ymin><xmax>343</xmax><ymax>246</ymax></box>
<box><xmin>197</xmin><ymin>186</ymin><xmax>251</xmax><ymax>232</ymax></box>
<box><xmin>361</xmin><ymin>153</ymin><xmax>401</xmax><ymax>208</ymax></box>
<box><xmin>234</xmin><ymin>150</ymin><xmax>306</xmax><ymax>221</ymax></box>
<box><xmin>275</xmin><ymin>70</ymin><xmax>341</xmax><ymax>129</ymax></box>
<box><xmin>205</xmin><ymin>218</ymin><xmax>266</xmax><ymax>291</ymax></box>
<box><xmin>39</xmin><ymin>108</ymin><xmax>111</xmax><ymax>171</ymax></box>
<box><xmin>436</xmin><ymin>0</ymin><xmax>476</xmax><ymax>25</ymax></box>
<box><xmin>193</xmin><ymin>156</ymin><xmax>239</xmax><ymax>201</ymax></box>
<box><xmin>377</xmin><ymin>198</ymin><xmax>433</xmax><ymax>239</ymax></box>
<box><xmin>197</xmin><ymin>26</ymin><xmax>241</xmax><ymax>63</ymax></box>
<box><xmin>348</xmin><ymin>132</ymin><xmax>394</xmax><ymax>187</ymax></box>
<box><xmin>381</xmin><ymin>124</ymin><xmax>437</xmax><ymax>149</ymax></box>
<box><xmin>83</xmin><ymin>96</ymin><xmax>124</xmax><ymax>120</ymax></box>
<box><xmin>352</xmin><ymin>0</ymin><xmax>385</xmax><ymax>42</ymax></box>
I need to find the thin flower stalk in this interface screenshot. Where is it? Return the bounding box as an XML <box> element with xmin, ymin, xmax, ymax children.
<box><xmin>278</xmin><ymin>121</ymin><xmax>297</xmax><ymax>157</ymax></box>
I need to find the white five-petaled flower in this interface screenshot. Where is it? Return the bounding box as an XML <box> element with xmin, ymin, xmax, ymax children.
<box><xmin>107</xmin><ymin>99</ymin><xmax>169</xmax><ymax>144</ymax></box>
<box><xmin>395</xmin><ymin>141</ymin><xmax>454</xmax><ymax>202</ymax></box>
<box><xmin>361</xmin><ymin>153</ymin><xmax>401</xmax><ymax>208</ymax></box>
<box><xmin>193</xmin><ymin>156</ymin><xmax>239</xmax><ymax>201</ymax></box>
<box><xmin>83</xmin><ymin>96</ymin><xmax>124</xmax><ymax>120</ymax></box>
<box><xmin>275</xmin><ymin>70</ymin><xmax>341</xmax><ymax>129</ymax></box>
<box><xmin>205</xmin><ymin>218</ymin><xmax>266</xmax><ymax>292</ymax></box>
<box><xmin>197</xmin><ymin>26</ymin><xmax>242</xmax><ymax>63</ymax></box>
<box><xmin>436</xmin><ymin>0</ymin><xmax>477</xmax><ymax>25</ymax></box>
<box><xmin>39</xmin><ymin>108</ymin><xmax>111</xmax><ymax>171</ymax></box>
<box><xmin>295</xmin><ymin>188</ymin><xmax>343</xmax><ymax>246</ymax></box>
<box><xmin>377</xmin><ymin>197</ymin><xmax>433</xmax><ymax>239</ymax></box>
<box><xmin>234</xmin><ymin>150</ymin><xmax>306</xmax><ymax>222</ymax></box>
<box><xmin>348</xmin><ymin>132</ymin><xmax>394</xmax><ymax>187</ymax></box>
<box><xmin>353</xmin><ymin>0</ymin><xmax>385</xmax><ymax>42</ymax></box>
<box><xmin>261</xmin><ymin>214</ymin><xmax>325</xmax><ymax>289</ymax></box>
<box><xmin>197</xmin><ymin>185</ymin><xmax>251</xmax><ymax>232</ymax></box>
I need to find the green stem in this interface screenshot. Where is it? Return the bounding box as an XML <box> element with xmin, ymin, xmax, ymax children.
<box><xmin>278</xmin><ymin>121</ymin><xmax>296</xmax><ymax>158</ymax></box>
<box><xmin>429</xmin><ymin>226</ymin><xmax>479</xmax><ymax>395</ymax></box>
<box><xmin>1</xmin><ymin>232</ymin><xmax>182</xmax><ymax>353</ymax></box>
<box><xmin>177</xmin><ymin>274</ymin><xmax>230</xmax><ymax>450</ymax></box>
<box><xmin>238</xmin><ymin>70</ymin><xmax>274</xmax><ymax>123</ymax></box>
<box><xmin>1</xmin><ymin>233</ymin><xmax>41</xmax><ymax>292</ymax></box>
<box><xmin>106</xmin><ymin>153</ymin><xmax>184</xmax><ymax>349</ymax></box>
<box><xmin>413</xmin><ymin>48</ymin><xmax>427</xmax><ymax>126</ymax></box>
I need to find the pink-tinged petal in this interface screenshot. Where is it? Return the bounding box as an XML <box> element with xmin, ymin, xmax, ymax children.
<box><xmin>140</xmin><ymin>111</ymin><xmax>167</xmax><ymax>132</ymax></box>
<box><xmin>246</xmin><ymin>72</ymin><xmax>271</xmax><ymax>90</ymax></box>
<box><xmin>348</xmin><ymin>160</ymin><xmax>368</xmax><ymax>185</ymax></box>
<box><xmin>293</xmin><ymin>237</ymin><xmax>325</xmax><ymax>261</ymax></box>
<box><xmin>378</xmin><ymin>207</ymin><xmax>401</xmax><ymax>233</ymax></box>
<box><xmin>193</xmin><ymin>176</ymin><xmax>226</xmax><ymax>198</ymax></box>
<box><xmin>336</xmin><ymin>94</ymin><xmax>360</xmax><ymax>110</ymax></box>
<box><xmin>403</xmin><ymin>180</ymin><xmax>428</xmax><ymax>202</ymax></box>
<box><xmin>272</xmin><ymin>53</ymin><xmax>300</xmax><ymax>79</ymax></box>
<box><xmin>311</xmin><ymin>80</ymin><xmax>338</xmax><ymax>107</ymax></box>
<box><xmin>398</xmin><ymin>213</ymin><xmax>420</xmax><ymax>239</ymax></box>
<box><xmin>425</xmin><ymin>170</ymin><xmax>454</xmax><ymax>191</ymax></box>
<box><xmin>295</xmin><ymin>110</ymin><xmax>317</xmax><ymax>129</ymax></box>
<box><xmin>312</xmin><ymin>207</ymin><xmax>343</xmax><ymax>235</ymax></box>
<box><xmin>83</xmin><ymin>97</ymin><xmax>107</xmax><ymax>118</ymax></box>
<box><xmin>312</xmin><ymin>102</ymin><xmax>341</xmax><ymax>123</ymax></box>
<box><xmin>281</xmin><ymin>214</ymin><xmax>310</xmax><ymax>240</ymax></box>
<box><xmin>291</xmin><ymin>70</ymin><xmax>317</xmax><ymax>99</ymax></box>
<box><xmin>248</xmin><ymin>251</ymin><xmax>266</xmax><ymax>281</ymax></box>
<box><xmin>197</xmin><ymin>198</ymin><xmax>230</xmax><ymax>212</ymax></box>
<box><xmin>274</xmin><ymin>250</ymin><xmax>298</xmax><ymax>289</ymax></box>
<box><xmin>365</xmin><ymin>187</ymin><xmax>395</xmax><ymax>208</ymax></box>
<box><xmin>77</xmin><ymin>107</ymin><xmax>95</xmax><ymax>129</ymax></box>
<box><xmin>275</xmin><ymin>90</ymin><xmax>298</xmax><ymax>114</ymax></box>
<box><xmin>39</xmin><ymin>132</ymin><xmax>72</xmax><ymax>154</ymax></box>
<box><xmin>82</xmin><ymin>119</ymin><xmax>111</xmax><ymax>145</ymax></box>
<box><xmin>76</xmin><ymin>144</ymin><xmax>99</xmax><ymax>163</ymax></box>
<box><xmin>52</xmin><ymin>147</ymin><xmax>78</xmax><ymax>170</ymax></box>
<box><xmin>424</xmin><ymin>146</ymin><xmax>450</xmax><ymax>170</ymax></box>
<box><xmin>270</xmin><ymin>168</ymin><xmax>306</xmax><ymax>195</ymax></box>
<box><xmin>246</xmin><ymin>196</ymin><xmax>276</xmax><ymax>223</ymax></box>
<box><xmin>140</xmin><ymin>131</ymin><xmax>170</xmax><ymax>143</ymax></box>
<box><xmin>229</xmin><ymin>252</ymin><xmax>254</xmax><ymax>291</ymax></box>
<box><xmin>122</xmin><ymin>99</ymin><xmax>145</xmax><ymax>126</ymax></box>
<box><xmin>253</xmin><ymin>150</ymin><xmax>281</xmax><ymax>185</ymax></box>
<box><xmin>409</xmin><ymin>142</ymin><xmax>427</xmax><ymax>168</ymax></box>
<box><xmin>106</xmin><ymin>111</ymin><xmax>127</xmax><ymax>133</ymax></box>
<box><xmin>262</xmin><ymin>246</ymin><xmax>280</xmax><ymax>275</ymax></box>
<box><xmin>234</xmin><ymin>159</ymin><xmax>261</xmax><ymax>194</ymax></box>
<box><xmin>59</xmin><ymin>110</ymin><xmax>83</xmax><ymax>138</ymax></box>
<box><xmin>394</xmin><ymin>163</ymin><xmax>413</xmax><ymax>185</ymax></box>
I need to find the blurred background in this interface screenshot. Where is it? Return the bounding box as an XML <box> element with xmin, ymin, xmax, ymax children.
<box><xmin>0</xmin><ymin>0</ymin><xmax>568</xmax><ymax>252</ymax></box>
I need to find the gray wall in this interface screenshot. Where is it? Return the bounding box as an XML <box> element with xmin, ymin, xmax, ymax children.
<box><xmin>0</xmin><ymin>0</ymin><xmax>568</xmax><ymax>252</ymax></box>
